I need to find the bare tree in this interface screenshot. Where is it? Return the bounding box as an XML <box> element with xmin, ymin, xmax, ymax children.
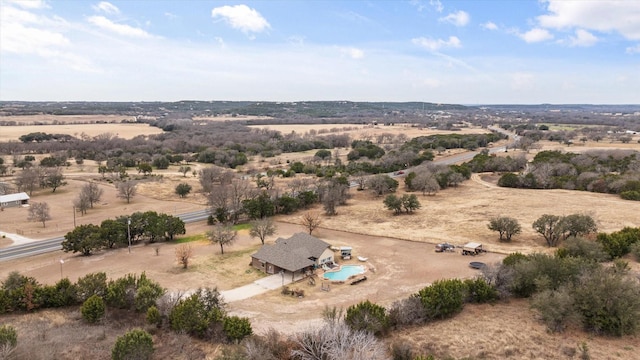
<box><xmin>74</xmin><ymin>193</ymin><xmax>90</xmax><ymax>215</ymax></box>
<box><xmin>175</xmin><ymin>244</ymin><xmax>193</xmax><ymax>269</ymax></box>
<box><xmin>292</xmin><ymin>322</ymin><xmax>387</xmax><ymax>360</ymax></box>
<box><xmin>207</xmin><ymin>224</ymin><xmax>237</xmax><ymax>254</ymax></box>
<box><xmin>27</xmin><ymin>202</ymin><xmax>51</xmax><ymax>227</ymax></box>
<box><xmin>411</xmin><ymin>171</ymin><xmax>440</xmax><ymax>195</ymax></box>
<box><xmin>199</xmin><ymin>166</ymin><xmax>223</xmax><ymax>193</ymax></box>
<box><xmin>367</xmin><ymin>174</ymin><xmax>398</xmax><ymax>196</ymax></box>
<box><xmin>301</xmin><ymin>212</ymin><xmax>322</xmax><ymax>235</ymax></box>
<box><xmin>116</xmin><ymin>180</ymin><xmax>138</xmax><ymax>203</ymax></box>
<box><xmin>447</xmin><ymin>172</ymin><xmax>465</xmax><ymax>187</ymax></box>
<box><xmin>249</xmin><ymin>218</ymin><xmax>277</xmax><ymax>245</ymax></box>
<box><xmin>229</xmin><ymin>178</ymin><xmax>254</xmax><ymax>222</ymax></box>
<box><xmin>351</xmin><ymin>171</ymin><xmax>368</xmax><ymax>191</ymax></box>
<box><xmin>207</xmin><ymin>184</ymin><xmax>231</xmax><ymax>222</ymax></box>
<box><xmin>15</xmin><ymin>167</ymin><xmax>38</xmax><ymax>195</ymax></box>
<box><xmin>287</xmin><ymin>178</ymin><xmax>315</xmax><ymax>194</ymax></box>
<box><xmin>81</xmin><ymin>182</ymin><xmax>103</xmax><ymax>208</ymax></box>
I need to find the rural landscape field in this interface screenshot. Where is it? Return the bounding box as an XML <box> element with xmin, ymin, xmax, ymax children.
<box><xmin>1</xmin><ymin>100</ymin><xmax>639</xmax><ymax>359</ymax></box>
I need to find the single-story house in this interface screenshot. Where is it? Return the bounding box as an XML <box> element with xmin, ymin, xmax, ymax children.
<box><xmin>251</xmin><ymin>232</ymin><xmax>334</xmax><ymax>281</ymax></box>
<box><xmin>0</xmin><ymin>192</ymin><xmax>30</xmax><ymax>208</ymax></box>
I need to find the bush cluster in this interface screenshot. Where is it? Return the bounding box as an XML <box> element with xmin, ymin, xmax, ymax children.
<box><xmin>499</xmin><ymin>251</ymin><xmax>640</xmax><ymax>336</ymax></box>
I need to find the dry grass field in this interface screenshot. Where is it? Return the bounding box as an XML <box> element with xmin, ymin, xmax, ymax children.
<box><xmin>0</xmin><ymin>122</ymin><xmax>163</xmax><ymax>142</ymax></box>
<box><xmin>1</xmin><ymin>118</ymin><xmax>640</xmax><ymax>358</ymax></box>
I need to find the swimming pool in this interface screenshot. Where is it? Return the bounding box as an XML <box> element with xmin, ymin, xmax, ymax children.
<box><xmin>323</xmin><ymin>265</ymin><xmax>366</xmax><ymax>281</ymax></box>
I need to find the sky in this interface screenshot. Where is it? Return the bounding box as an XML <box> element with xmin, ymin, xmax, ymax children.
<box><xmin>1</xmin><ymin>0</ymin><xmax>639</xmax><ymax>104</ymax></box>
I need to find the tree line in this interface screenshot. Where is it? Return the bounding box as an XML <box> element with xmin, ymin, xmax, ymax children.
<box><xmin>61</xmin><ymin>211</ymin><xmax>185</xmax><ymax>256</ymax></box>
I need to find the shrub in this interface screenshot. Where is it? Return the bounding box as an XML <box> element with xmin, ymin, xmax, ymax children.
<box><xmin>509</xmin><ymin>254</ymin><xmax>593</xmax><ymax>298</ymax></box>
<box><xmin>81</xmin><ymin>295</ymin><xmax>105</xmax><ymax>324</ymax></box>
<box><xmin>390</xmin><ymin>341</ymin><xmax>414</xmax><ymax>360</ymax></box>
<box><xmin>134</xmin><ymin>284</ymin><xmax>164</xmax><ymax>313</ymax></box>
<box><xmin>169</xmin><ymin>288</ymin><xmax>225</xmax><ymax>339</ymax></box>
<box><xmin>243</xmin><ymin>328</ymin><xmax>295</xmax><ymax>360</ymax></box>
<box><xmin>106</xmin><ymin>274</ymin><xmax>137</xmax><ymax>309</ymax></box>
<box><xmin>572</xmin><ymin>268</ymin><xmax>640</xmax><ymax>336</ymax></box>
<box><xmin>556</xmin><ymin>237</ymin><xmax>608</xmax><ymax>262</ymax></box>
<box><xmin>76</xmin><ymin>272</ymin><xmax>108</xmax><ymax>302</ymax></box>
<box><xmin>111</xmin><ymin>329</ymin><xmax>154</xmax><ymax>360</ymax></box>
<box><xmin>620</xmin><ymin>190</ymin><xmax>640</xmax><ymax>201</ymax></box>
<box><xmin>344</xmin><ymin>300</ymin><xmax>390</xmax><ymax>336</ymax></box>
<box><xmin>502</xmin><ymin>252</ymin><xmax>528</xmax><ymax>266</ymax></box>
<box><xmin>530</xmin><ymin>287</ymin><xmax>577</xmax><ymax>332</ymax></box>
<box><xmin>388</xmin><ymin>297</ymin><xmax>427</xmax><ymax>327</ymax></box>
<box><xmin>497</xmin><ymin>173</ymin><xmax>520</xmax><ymax>188</ymax></box>
<box><xmin>291</xmin><ymin>322</ymin><xmax>387</xmax><ymax>360</ymax></box>
<box><xmin>0</xmin><ymin>324</ymin><xmax>18</xmax><ymax>349</ymax></box>
<box><xmin>222</xmin><ymin>316</ymin><xmax>253</xmax><ymax>343</ymax></box>
<box><xmin>464</xmin><ymin>278</ymin><xmax>499</xmax><ymax>303</ymax></box>
<box><xmin>146</xmin><ymin>306</ymin><xmax>161</xmax><ymax>327</ymax></box>
<box><xmin>416</xmin><ymin>279</ymin><xmax>466</xmax><ymax>320</ymax></box>
<box><xmin>106</xmin><ymin>273</ymin><xmax>164</xmax><ymax>312</ymax></box>
<box><xmin>597</xmin><ymin>227</ymin><xmax>640</xmax><ymax>259</ymax></box>
<box><xmin>39</xmin><ymin>278</ymin><xmax>77</xmax><ymax>308</ymax></box>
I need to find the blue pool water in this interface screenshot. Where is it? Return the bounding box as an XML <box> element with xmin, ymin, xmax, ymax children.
<box><xmin>323</xmin><ymin>265</ymin><xmax>365</xmax><ymax>281</ymax></box>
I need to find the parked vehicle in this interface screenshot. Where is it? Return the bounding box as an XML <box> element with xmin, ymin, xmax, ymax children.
<box><xmin>462</xmin><ymin>242</ymin><xmax>485</xmax><ymax>256</ymax></box>
<box><xmin>435</xmin><ymin>243</ymin><xmax>456</xmax><ymax>252</ymax></box>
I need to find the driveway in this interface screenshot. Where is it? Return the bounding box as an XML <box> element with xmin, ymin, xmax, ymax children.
<box><xmin>221</xmin><ymin>272</ymin><xmax>292</xmax><ymax>302</ymax></box>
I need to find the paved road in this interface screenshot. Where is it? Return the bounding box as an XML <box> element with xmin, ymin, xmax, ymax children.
<box><xmin>0</xmin><ymin>127</ymin><xmax>517</xmax><ymax>262</ymax></box>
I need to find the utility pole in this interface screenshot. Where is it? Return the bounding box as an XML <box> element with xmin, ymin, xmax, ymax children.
<box><xmin>127</xmin><ymin>218</ymin><xmax>131</xmax><ymax>254</ymax></box>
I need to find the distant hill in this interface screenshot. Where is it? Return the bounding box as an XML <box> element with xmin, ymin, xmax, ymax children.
<box><xmin>0</xmin><ymin>100</ymin><xmax>468</xmax><ymax>118</ymax></box>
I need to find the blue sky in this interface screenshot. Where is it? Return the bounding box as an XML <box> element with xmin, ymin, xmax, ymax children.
<box><xmin>1</xmin><ymin>0</ymin><xmax>639</xmax><ymax>104</ymax></box>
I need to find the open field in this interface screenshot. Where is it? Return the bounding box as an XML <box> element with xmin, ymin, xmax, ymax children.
<box><xmin>0</xmin><ymin>114</ymin><xmax>137</xmax><ymax>125</ymax></box>
<box><xmin>248</xmin><ymin>123</ymin><xmax>490</xmax><ymax>140</ymax></box>
<box><xmin>1</xmin><ymin>119</ymin><xmax>640</xmax><ymax>358</ymax></box>
<box><xmin>0</xmin><ymin>123</ymin><xmax>163</xmax><ymax>141</ymax></box>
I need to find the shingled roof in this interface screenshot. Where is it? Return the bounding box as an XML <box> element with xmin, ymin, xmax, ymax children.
<box><xmin>252</xmin><ymin>232</ymin><xmax>331</xmax><ymax>272</ymax></box>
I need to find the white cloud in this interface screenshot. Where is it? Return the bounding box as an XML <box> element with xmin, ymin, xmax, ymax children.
<box><xmin>92</xmin><ymin>1</ymin><xmax>119</xmax><ymax>15</ymax></box>
<box><xmin>519</xmin><ymin>28</ymin><xmax>554</xmax><ymax>43</ymax></box>
<box><xmin>341</xmin><ymin>47</ymin><xmax>364</xmax><ymax>59</ymax></box>
<box><xmin>538</xmin><ymin>0</ymin><xmax>640</xmax><ymax>40</ymax></box>
<box><xmin>430</xmin><ymin>0</ymin><xmax>443</xmax><ymax>13</ymax></box>
<box><xmin>626</xmin><ymin>44</ymin><xmax>640</xmax><ymax>54</ymax></box>
<box><xmin>87</xmin><ymin>16</ymin><xmax>153</xmax><ymax>38</ymax></box>
<box><xmin>412</xmin><ymin>36</ymin><xmax>461</xmax><ymax>51</ymax></box>
<box><xmin>569</xmin><ymin>29</ymin><xmax>598</xmax><ymax>47</ymax></box>
<box><xmin>1</xmin><ymin>22</ymin><xmax>69</xmax><ymax>54</ymax></box>
<box><xmin>439</xmin><ymin>11</ymin><xmax>470</xmax><ymax>27</ymax></box>
<box><xmin>6</xmin><ymin>0</ymin><xmax>49</xmax><ymax>9</ymax></box>
<box><xmin>164</xmin><ymin>12</ymin><xmax>178</xmax><ymax>20</ymax></box>
<box><xmin>0</xmin><ymin>2</ymin><xmax>98</xmax><ymax>72</ymax></box>
<box><xmin>211</xmin><ymin>5</ymin><xmax>270</xmax><ymax>34</ymax></box>
<box><xmin>482</xmin><ymin>21</ymin><xmax>498</xmax><ymax>31</ymax></box>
